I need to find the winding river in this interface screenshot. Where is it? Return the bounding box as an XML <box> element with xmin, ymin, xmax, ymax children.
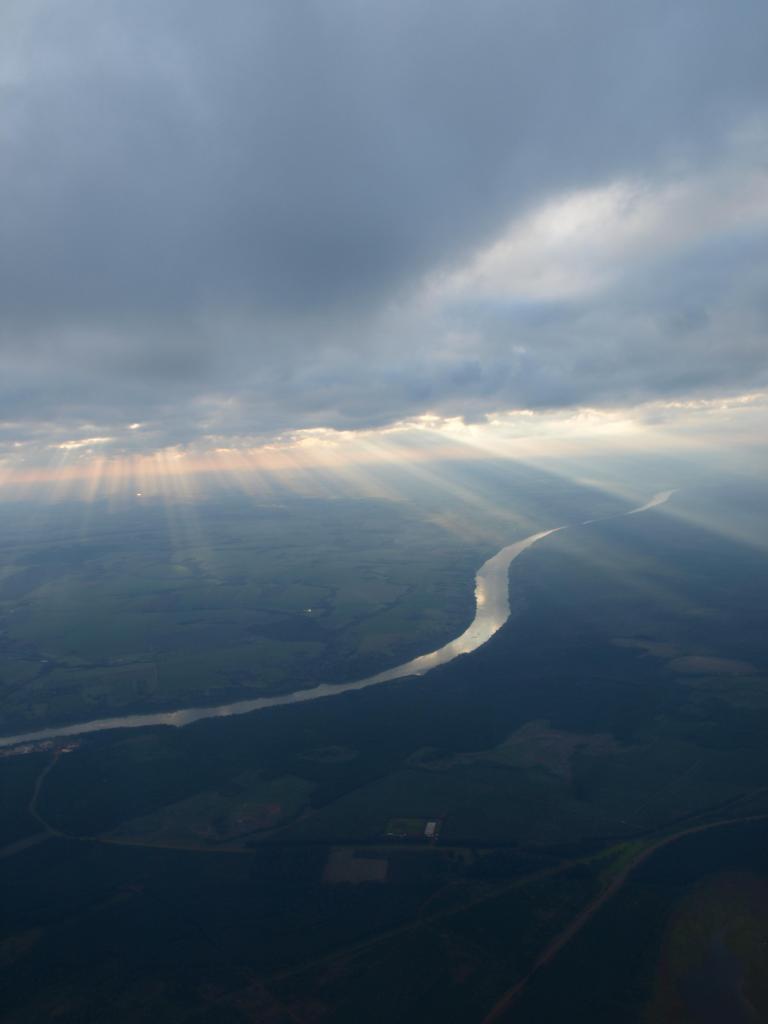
<box><xmin>0</xmin><ymin>491</ymin><xmax>674</xmax><ymax>749</ymax></box>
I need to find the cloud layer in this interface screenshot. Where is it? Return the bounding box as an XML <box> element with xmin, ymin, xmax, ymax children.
<box><xmin>2</xmin><ymin>1</ymin><xmax>767</xmax><ymax>461</ymax></box>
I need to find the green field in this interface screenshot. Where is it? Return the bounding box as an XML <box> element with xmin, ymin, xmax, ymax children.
<box><xmin>0</xmin><ymin>495</ymin><xmax>489</xmax><ymax>731</ymax></box>
<box><xmin>2</xmin><ymin>478</ymin><xmax>768</xmax><ymax>1021</ymax></box>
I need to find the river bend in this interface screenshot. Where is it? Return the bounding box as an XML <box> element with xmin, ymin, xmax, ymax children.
<box><xmin>0</xmin><ymin>491</ymin><xmax>674</xmax><ymax>749</ymax></box>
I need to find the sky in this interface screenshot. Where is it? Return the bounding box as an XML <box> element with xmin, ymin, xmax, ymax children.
<box><xmin>2</xmin><ymin>1</ymin><xmax>767</xmax><ymax>482</ymax></box>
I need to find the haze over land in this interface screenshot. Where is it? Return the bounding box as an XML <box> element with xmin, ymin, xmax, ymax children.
<box><xmin>2</xmin><ymin>4</ymin><xmax>768</xmax><ymax>1023</ymax></box>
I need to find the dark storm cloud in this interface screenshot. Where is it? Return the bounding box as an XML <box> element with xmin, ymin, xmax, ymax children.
<box><xmin>1</xmin><ymin>0</ymin><xmax>767</xmax><ymax>457</ymax></box>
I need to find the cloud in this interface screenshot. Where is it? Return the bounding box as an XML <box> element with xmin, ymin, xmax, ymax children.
<box><xmin>1</xmin><ymin>0</ymin><xmax>767</xmax><ymax>462</ymax></box>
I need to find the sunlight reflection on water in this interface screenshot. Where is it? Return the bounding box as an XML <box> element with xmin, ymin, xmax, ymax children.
<box><xmin>0</xmin><ymin>493</ymin><xmax>672</xmax><ymax>749</ymax></box>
